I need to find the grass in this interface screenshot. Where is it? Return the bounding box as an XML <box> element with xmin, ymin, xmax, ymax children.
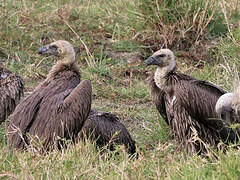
<box><xmin>1</xmin><ymin>0</ymin><xmax>240</xmax><ymax>179</ymax></box>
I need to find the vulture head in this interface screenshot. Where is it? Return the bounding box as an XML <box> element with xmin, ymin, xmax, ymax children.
<box><xmin>215</xmin><ymin>93</ymin><xmax>235</xmax><ymax>125</ymax></box>
<box><xmin>216</xmin><ymin>87</ymin><xmax>240</xmax><ymax>125</ymax></box>
<box><xmin>146</xmin><ymin>49</ymin><xmax>176</xmax><ymax>88</ymax></box>
<box><xmin>146</xmin><ymin>49</ymin><xmax>176</xmax><ymax>70</ymax></box>
<box><xmin>38</xmin><ymin>40</ymin><xmax>75</xmax><ymax>64</ymax></box>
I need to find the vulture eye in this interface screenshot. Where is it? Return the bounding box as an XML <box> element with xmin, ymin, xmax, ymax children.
<box><xmin>157</xmin><ymin>54</ymin><xmax>166</xmax><ymax>58</ymax></box>
<box><xmin>49</xmin><ymin>45</ymin><xmax>58</xmax><ymax>51</ymax></box>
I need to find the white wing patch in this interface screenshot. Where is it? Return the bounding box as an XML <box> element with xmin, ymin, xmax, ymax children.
<box><xmin>170</xmin><ymin>95</ymin><xmax>176</xmax><ymax>107</ymax></box>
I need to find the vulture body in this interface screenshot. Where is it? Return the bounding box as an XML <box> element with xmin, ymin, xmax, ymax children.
<box><xmin>215</xmin><ymin>87</ymin><xmax>240</xmax><ymax>125</ymax></box>
<box><xmin>7</xmin><ymin>40</ymin><xmax>92</xmax><ymax>151</ymax></box>
<box><xmin>78</xmin><ymin>110</ymin><xmax>137</xmax><ymax>155</ymax></box>
<box><xmin>0</xmin><ymin>66</ymin><xmax>24</xmax><ymax>124</ymax></box>
<box><xmin>146</xmin><ymin>49</ymin><xmax>238</xmax><ymax>155</ymax></box>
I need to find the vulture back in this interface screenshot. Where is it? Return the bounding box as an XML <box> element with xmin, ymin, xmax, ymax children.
<box><xmin>78</xmin><ymin>110</ymin><xmax>137</xmax><ymax>155</ymax></box>
<box><xmin>7</xmin><ymin>66</ymin><xmax>92</xmax><ymax>151</ymax></box>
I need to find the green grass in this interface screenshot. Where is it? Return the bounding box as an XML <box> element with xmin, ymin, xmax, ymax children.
<box><xmin>1</xmin><ymin>0</ymin><xmax>240</xmax><ymax>179</ymax></box>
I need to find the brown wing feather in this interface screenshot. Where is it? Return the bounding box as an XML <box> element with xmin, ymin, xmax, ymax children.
<box><xmin>174</xmin><ymin>78</ymin><xmax>226</xmax><ymax>129</ymax></box>
<box><xmin>39</xmin><ymin>80</ymin><xmax>92</xmax><ymax>149</ymax></box>
<box><xmin>166</xmin><ymin>73</ymin><xmax>238</xmax><ymax>146</ymax></box>
<box><xmin>165</xmin><ymin>96</ymin><xmax>219</xmax><ymax>155</ymax></box>
<box><xmin>7</xmin><ymin>69</ymin><xmax>91</xmax><ymax>150</ymax></box>
<box><xmin>7</xmin><ymin>93</ymin><xmax>43</xmax><ymax>149</ymax></box>
<box><xmin>149</xmin><ymin>70</ymin><xmax>238</xmax><ymax>154</ymax></box>
<box><xmin>79</xmin><ymin>110</ymin><xmax>136</xmax><ymax>155</ymax></box>
<box><xmin>63</xmin><ymin>80</ymin><xmax>92</xmax><ymax>128</ymax></box>
<box><xmin>0</xmin><ymin>67</ymin><xmax>24</xmax><ymax>124</ymax></box>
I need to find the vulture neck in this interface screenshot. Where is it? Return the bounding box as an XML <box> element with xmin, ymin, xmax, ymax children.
<box><xmin>154</xmin><ymin>60</ymin><xmax>175</xmax><ymax>89</ymax></box>
<box><xmin>60</xmin><ymin>53</ymin><xmax>75</xmax><ymax>65</ymax></box>
<box><xmin>47</xmin><ymin>56</ymin><xmax>80</xmax><ymax>79</ymax></box>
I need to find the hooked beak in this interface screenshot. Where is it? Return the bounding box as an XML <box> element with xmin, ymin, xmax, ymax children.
<box><xmin>37</xmin><ymin>45</ymin><xmax>59</xmax><ymax>56</ymax></box>
<box><xmin>146</xmin><ymin>56</ymin><xmax>158</xmax><ymax>66</ymax></box>
<box><xmin>37</xmin><ymin>46</ymin><xmax>49</xmax><ymax>55</ymax></box>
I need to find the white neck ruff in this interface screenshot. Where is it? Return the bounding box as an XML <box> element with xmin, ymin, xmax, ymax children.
<box><xmin>154</xmin><ymin>67</ymin><xmax>168</xmax><ymax>89</ymax></box>
<box><xmin>154</xmin><ymin>60</ymin><xmax>175</xmax><ymax>89</ymax></box>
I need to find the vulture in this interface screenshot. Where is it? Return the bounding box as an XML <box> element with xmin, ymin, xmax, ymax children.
<box><xmin>78</xmin><ymin>110</ymin><xmax>137</xmax><ymax>156</ymax></box>
<box><xmin>7</xmin><ymin>40</ymin><xmax>92</xmax><ymax>151</ymax></box>
<box><xmin>0</xmin><ymin>65</ymin><xmax>24</xmax><ymax>125</ymax></box>
<box><xmin>215</xmin><ymin>86</ymin><xmax>240</xmax><ymax>125</ymax></box>
<box><xmin>146</xmin><ymin>49</ymin><xmax>239</xmax><ymax>155</ymax></box>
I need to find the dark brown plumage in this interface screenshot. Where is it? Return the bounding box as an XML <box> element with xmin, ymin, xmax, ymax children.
<box><xmin>78</xmin><ymin>110</ymin><xmax>137</xmax><ymax>155</ymax></box>
<box><xmin>0</xmin><ymin>65</ymin><xmax>24</xmax><ymax>125</ymax></box>
<box><xmin>7</xmin><ymin>40</ymin><xmax>92</xmax><ymax>151</ymax></box>
<box><xmin>146</xmin><ymin>49</ymin><xmax>239</xmax><ymax>155</ymax></box>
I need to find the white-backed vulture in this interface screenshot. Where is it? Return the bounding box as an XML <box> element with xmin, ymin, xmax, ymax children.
<box><xmin>78</xmin><ymin>110</ymin><xmax>137</xmax><ymax>156</ymax></box>
<box><xmin>7</xmin><ymin>40</ymin><xmax>92</xmax><ymax>151</ymax></box>
<box><xmin>215</xmin><ymin>86</ymin><xmax>240</xmax><ymax>125</ymax></box>
<box><xmin>146</xmin><ymin>49</ymin><xmax>239</xmax><ymax>155</ymax></box>
<box><xmin>0</xmin><ymin>65</ymin><xmax>24</xmax><ymax>124</ymax></box>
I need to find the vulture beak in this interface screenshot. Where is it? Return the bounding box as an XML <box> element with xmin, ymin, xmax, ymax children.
<box><xmin>37</xmin><ymin>46</ymin><xmax>49</xmax><ymax>55</ymax></box>
<box><xmin>37</xmin><ymin>45</ymin><xmax>58</xmax><ymax>56</ymax></box>
<box><xmin>146</xmin><ymin>56</ymin><xmax>158</xmax><ymax>66</ymax></box>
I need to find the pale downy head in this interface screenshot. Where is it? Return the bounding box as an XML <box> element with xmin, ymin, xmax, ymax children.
<box><xmin>146</xmin><ymin>49</ymin><xmax>176</xmax><ymax>88</ymax></box>
<box><xmin>146</xmin><ymin>49</ymin><xmax>176</xmax><ymax>71</ymax></box>
<box><xmin>215</xmin><ymin>93</ymin><xmax>235</xmax><ymax>125</ymax></box>
<box><xmin>37</xmin><ymin>40</ymin><xmax>75</xmax><ymax>64</ymax></box>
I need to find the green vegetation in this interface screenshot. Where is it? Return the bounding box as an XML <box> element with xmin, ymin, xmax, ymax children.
<box><xmin>0</xmin><ymin>0</ymin><xmax>240</xmax><ymax>179</ymax></box>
